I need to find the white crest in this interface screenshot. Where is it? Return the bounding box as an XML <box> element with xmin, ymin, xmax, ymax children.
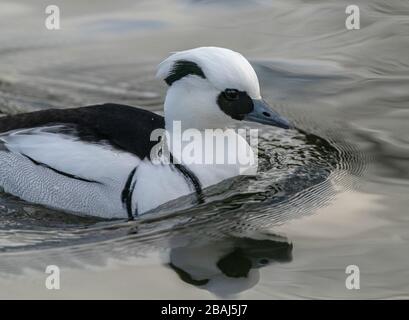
<box><xmin>156</xmin><ymin>47</ymin><xmax>261</xmax><ymax>99</ymax></box>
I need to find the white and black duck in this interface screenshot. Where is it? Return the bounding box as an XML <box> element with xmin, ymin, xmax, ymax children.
<box><xmin>0</xmin><ymin>47</ymin><xmax>291</xmax><ymax>219</ymax></box>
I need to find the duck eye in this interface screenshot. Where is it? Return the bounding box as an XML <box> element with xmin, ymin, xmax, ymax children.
<box><xmin>224</xmin><ymin>89</ymin><xmax>239</xmax><ymax>101</ymax></box>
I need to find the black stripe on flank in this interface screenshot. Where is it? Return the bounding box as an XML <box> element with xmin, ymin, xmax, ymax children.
<box><xmin>121</xmin><ymin>167</ymin><xmax>137</xmax><ymax>220</ymax></box>
<box><xmin>165</xmin><ymin>60</ymin><xmax>206</xmax><ymax>86</ymax></box>
<box><xmin>22</xmin><ymin>154</ymin><xmax>102</xmax><ymax>184</ymax></box>
<box><xmin>169</xmin><ymin>153</ymin><xmax>204</xmax><ymax>204</ymax></box>
<box><xmin>174</xmin><ymin>164</ymin><xmax>204</xmax><ymax>204</ymax></box>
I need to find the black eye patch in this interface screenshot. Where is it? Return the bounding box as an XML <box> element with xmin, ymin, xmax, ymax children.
<box><xmin>217</xmin><ymin>89</ymin><xmax>254</xmax><ymax>120</ymax></box>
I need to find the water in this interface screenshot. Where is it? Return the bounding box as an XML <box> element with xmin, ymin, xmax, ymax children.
<box><xmin>0</xmin><ymin>0</ymin><xmax>408</xmax><ymax>299</ymax></box>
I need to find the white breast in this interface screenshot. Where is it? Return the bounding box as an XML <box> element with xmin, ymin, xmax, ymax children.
<box><xmin>167</xmin><ymin>129</ymin><xmax>257</xmax><ymax>188</ymax></box>
<box><xmin>133</xmin><ymin>160</ymin><xmax>192</xmax><ymax>214</ymax></box>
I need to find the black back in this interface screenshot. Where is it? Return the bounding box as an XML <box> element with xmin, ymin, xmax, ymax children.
<box><xmin>0</xmin><ymin>103</ymin><xmax>165</xmax><ymax>160</ymax></box>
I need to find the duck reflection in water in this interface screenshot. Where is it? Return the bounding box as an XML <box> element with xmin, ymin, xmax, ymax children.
<box><xmin>168</xmin><ymin>235</ymin><xmax>292</xmax><ymax>296</ymax></box>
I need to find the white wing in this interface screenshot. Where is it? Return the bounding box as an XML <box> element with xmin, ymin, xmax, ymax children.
<box><xmin>0</xmin><ymin>125</ymin><xmax>140</xmax><ymax>184</ymax></box>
